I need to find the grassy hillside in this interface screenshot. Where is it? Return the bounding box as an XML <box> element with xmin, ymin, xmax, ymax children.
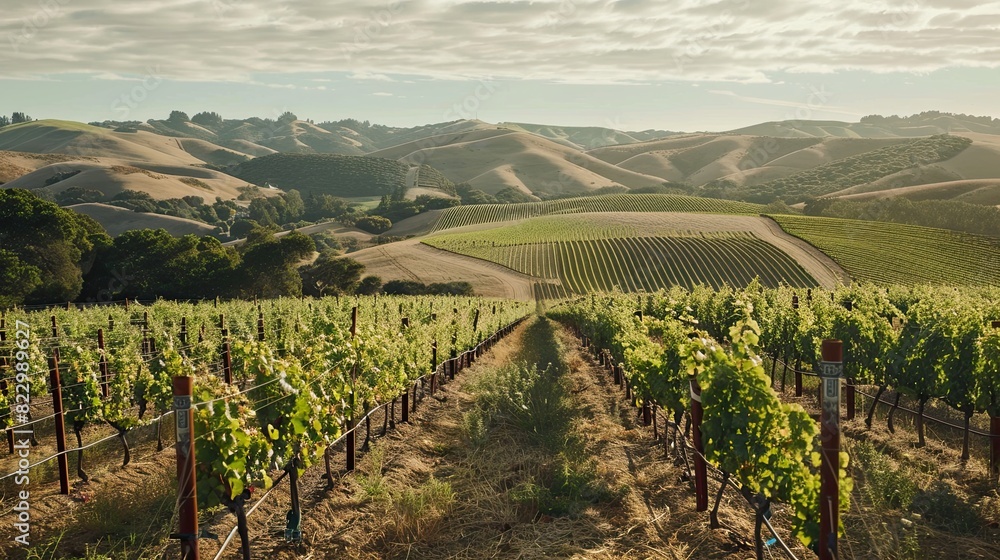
<box><xmin>431</xmin><ymin>194</ymin><xmax>765</xmax><ymax>232</ymax></box>
<box><xmin>373</xmin><ymin>130</ymin><xmax>666</xmax><ymax>196</ymax></box>
<box><xmin>770</xmin><ymin>214</ymin><xmax>1000</xmax><ymax>285</ymax></box>
<box><xmin>497</xmin><ymin>122</ymin><xmax>675</xmax><ymax>150</ymax></box>
<box><xmin>740</xmin><ymin>135</ymin><xmax>972</xmax><ymax>203</ymax></box>
<box><xmin>425</xmin><ymin>215</ymin><xmax>817</xmax><ymax>292</ymax></box>
<box><xmin>728</xmin><ymin>112</ymin><xmax>1000</xmax><ymax>138</ymax></box>
<box><xmin>228</xmin><ymin>153</ymin><xmax>409</xmax><ymax>197</ymax></box>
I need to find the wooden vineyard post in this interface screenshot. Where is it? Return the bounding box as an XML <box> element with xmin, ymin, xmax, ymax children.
<box><xmin>431</xmin><ymin>340</ymin><xmax>438</xmax><ymax>384</ymax></box>
<box><xmin>991</xmin><ymin>321</ymin><xmax>1000</xmax><ymax>478</ymax></box>
<box><xmin>792</xmin><ymin>295</ymin><xmax>803</xmax><ymax>397</ymax></box>
<box><xmin>689</xmin><ymin>375</ymin><xmax>708</xmax><ymax>512</ymax></box>
<box><xmin>221</xmin><ymin>329</ymin><xmax>233</xmax><ymax>385</ymax></box>
<box><xmin>49</xmin><ymin>355</ymin><xmax>71</xmax><ymax>495</ymax></box>
<box><xmin>98</xmin><ymin>329</ymin><xmax>110</xmax><ymax>399</ymax></box>
<box><xmin>51</xmin><ymin>315</ymin><xmax>58</xmax><ymax>338</ymax></box>
<box><xmin>401</xmin><ymin>319</ymin><xmax>410</xmax><ymax>423</ymax></box>
<box><xmin>257</xmin><ymin>312</ymin><xmax>265</xmax><ymax>342</ymax></box>
<box><xmin>172</xmin><ymin>376</ymin><xmax>199</xmax><ymax>560</ymax></box>
<box><xmin>347</xmin><ymin>306</ymin><xmax>358</xmax><ymax>472</ymax></box>
<box><xmin>179</xmin><ymin>317</ymin><xmax>188</xmax><ymax>346</ymax></box>
<box><xmin>819</xmin><ymin>340</ymin><xmax>843</xmax><ymax>560</ymax></box>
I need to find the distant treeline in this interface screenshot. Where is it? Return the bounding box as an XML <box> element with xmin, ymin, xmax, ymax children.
<box><xmin>806</xmin><ymin>197</ymin><xmax>1000</xmax><ymax>238</ymax></box>
<box><xmin>0</xmin><ymin>189</ymin><xmax>417</xmax><ymax>307</ymax></box>
<box><xmin>860</xmin><ymin>111</ymin><xmax>1000</xmax><ymax>126</ymax></box>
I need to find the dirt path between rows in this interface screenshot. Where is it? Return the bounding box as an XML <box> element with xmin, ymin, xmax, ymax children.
<box><xmin>214</xmin><ymin>317</ymin><xmax>765</xmax><ymax>560</ymax></box>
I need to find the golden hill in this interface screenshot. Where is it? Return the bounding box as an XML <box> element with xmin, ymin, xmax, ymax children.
<box><xmin>373</xmin><ymin>130</ymin><xmax>664</xmax><ymax>196</ymax></box>
<box><xmin>68</xmin><ymin>203</ymin><xmax>218</xmax><ymax>237</ymax></box>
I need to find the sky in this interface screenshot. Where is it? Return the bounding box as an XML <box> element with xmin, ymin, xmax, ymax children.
<box><xmin>1</xmin><ymin>0</ymin><xmax>998</xmax><ymax>132</ymax></box>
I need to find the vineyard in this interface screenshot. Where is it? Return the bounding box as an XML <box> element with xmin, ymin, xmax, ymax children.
<box><xmin>227</xmin><ymin>153</ymin><xmax>411</xmax><ymax>198</ymax></box>
<box><xmin>425</xmin><ymin>215</ymin><xmax>819</xmax><ymax>293</ymax></box>
<box><xmin>770</xmin><ymin>214</ymin><xmax>1000</xmax><ymax>285</ymax></box>
<box><xmin>0</xmin><ymin>296</ymin><xmax>531</xmax><ymax>558</ymax></box>
<box><xmin>3</xmin><ymin>283</ymin><xmax>1000</xmax><ymax>558</ymax></box>
<box><xmin>550</xmin><ymin>282</ymin><xmax>1000</xmax><ymax>557</ymax></box>
<box><xmin>429</xmin><ymin>193</ymin><xmax>766</xmax><ymax>232</ymax></box>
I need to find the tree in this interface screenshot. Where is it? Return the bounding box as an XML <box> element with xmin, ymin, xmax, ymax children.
<box><xmin>230</xmin><ymin>219</ymin><xmax>259</xmax><ymax>239</ymax></box>
<box><xmin>192</xmin><ymin>111</ymin><xmax>223</xmax><ymax>127</ymax></box>
<box><xmin>238</xmin><ymin>231</ymin><xmax>315</xmax><ymax>297</ymax></box>
<box><xmin>0</xmin><ymin>115</ymin><xmax>10</xmax><ymax>127</ymax></box>
<box><xmin>494</xmin><ymin>187</ymin><xmax>534</xmax><ymax>204</ymax></box>
<box><xmin>355</xmin><ymin>216</ymin><xmax>392</xmax><ymax>234</ymax></box>
<box><xmin>355</xmin><ymin>275</ymin><xmax>382</xmax><ymax>295</ymax></box>
<box><xmin>0</xmin><ymin>189</ymin><xmax>109</xmax><ymax>304</ymax></box>
<box><xmin>168</xmin><ymin>110</ymin><xmax>190</xmax><ymax>122</ymax></box>
<box><xmin>0</xmin><ymin>250</ymin><xmax>42</xmax><ymax>308</ymax></box>
<box><xmin>414</xmin><ymin>194</ymin><xmax>460</xmax><ymax>210</ymax></box>
<box><xmin>300</xmin><ymin>254</ymin><xmax>364</xmax><ymax>297</ymax></box>
<box><xmin>56</xmin><ymin>187</ymin><xmax>105</xmax><ymax>206</ymax></box>
<box><xmin>248</xmin><ymin>197</ymin><xmax>279</xmax><ymax>225</ymax></box>
<box><xmin>284</xmin><ymin>190</ymin><xmax>305</xmax><ymax>222</ymax></box>
<box><xmin>278</xmin><ymin>111</ymin><xmax>298</xmax><ymax>123</ymax></box>
<box><xmin>11</xmin><ymin>112</ymin><xmax>32</xmax><ymax>124</ymax></box>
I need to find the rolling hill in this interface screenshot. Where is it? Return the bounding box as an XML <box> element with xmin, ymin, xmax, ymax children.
<box><xmin>228</xmin><ymin>153</ymin><xmax>427</xmax><ymax>198</ymax></box>
<box><xmin>68</xmin><ymin>203</ymin><xmax>219</xmax><ymax>237</ymax></box>
<box><xmin>372</xmin><ymin>130</ymin><xmax>666</xmax><ymax>196</ymax></box>
<box><xmin>496</xmin><ymin>122</ymin><xmax>676</xmax><ymax>150</ymax></box>
<box><xmin>728</xmin><ymin>112</ymin><xmax>1000</xmax><ymax>138</ymax></box>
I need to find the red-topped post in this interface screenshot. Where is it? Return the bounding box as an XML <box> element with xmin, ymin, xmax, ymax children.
<box><xmin>172</xmin><ymin>376</ymin><xmax>199</xmax><ymax>560</ymax></box>
<box><xmin>819</xmin><ymin>340</ymin><xmax>843</xmax><ymax>560</ymax></box>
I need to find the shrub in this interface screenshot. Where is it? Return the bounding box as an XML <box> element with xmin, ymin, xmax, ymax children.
<box><xmin>355</xmin><ymin>216</ymin><xmax>392</xmax><ymax>234</ymax></box>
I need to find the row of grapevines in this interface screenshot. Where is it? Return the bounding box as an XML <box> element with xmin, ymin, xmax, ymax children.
<box><xmin>549</xmin><ymin>292</ymin><xmax>844</xmax><ymax>547</ymax></box>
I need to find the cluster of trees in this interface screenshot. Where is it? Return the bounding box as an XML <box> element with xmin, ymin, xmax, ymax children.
<box><xmin>805</xmin><ymin>197</ymin><xmax>1000</xmax><ymax>239</ymax></box>
<box><xmin>381</xmin><ymin>280</ymin><xmax>474</xmax><ymax>296</ymax></box>
<box><xmin>0</xmin><ymin>189</ymin><xmax>390</xmax><ymax>306</ymax></box>
<box><xmin>0</xmin><ymin>112</ymin><xmax>34</xmax><ymax>128</ymax></box>
<box><xmin>0</xmin><ymin>189</ymin><xmax>106</xmax><ymax>307</ymax></box>
<box><xmin>107</xmin><ymin>190</ymin><xmax>241</xmax><ymax>230</ymax></box>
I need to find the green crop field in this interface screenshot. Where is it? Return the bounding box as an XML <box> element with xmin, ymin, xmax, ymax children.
<box><xmin>430</xmin><ymin>194</ymin><xmax>766</xmax><ymax>232</ymax></box>
<box><xmin>425</xmin><ymin>216</ymin><xmax>818</xmax><ymax>293</ymax></box>
<box><xmin>770</xmin><ymin>214</ymin><xmax>1000</xmax><ymax>285</ymax></box>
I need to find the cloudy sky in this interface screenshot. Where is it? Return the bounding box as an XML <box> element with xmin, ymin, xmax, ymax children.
<box><xmin>1</xmin><ymin>0</ymin><xmax>998</xmax><ymax>131</ymax></box>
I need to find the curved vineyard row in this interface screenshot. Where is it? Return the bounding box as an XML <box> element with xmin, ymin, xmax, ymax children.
<box><xmin>770</xmin><ymin>214</ymin><xmax>1000</xmax><ymax>286</ymax></box>
<box><xmin>426</xmin><ymin>233</ymin><xmax>818</xmax><ymax>293</ymax></box>
<box><xmin>431</xmin><ymin>194</ymin><xmax>766</xmax><ymax>232</ymax></box>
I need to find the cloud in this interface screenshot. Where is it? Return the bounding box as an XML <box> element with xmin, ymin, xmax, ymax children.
<box><xmin>372</xmin><ymin>92</ymin><xmax>393</xmax><ymax>96</ymax></box>
<box><xmin>349</xmin><ymin>71</ymin><xmax>395</xmax><ymax>81</ymax></box>
<box><xmin>1</xmin><ymin>0</ymin><xmax>998</xmax><ymax>84</ymax></box>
